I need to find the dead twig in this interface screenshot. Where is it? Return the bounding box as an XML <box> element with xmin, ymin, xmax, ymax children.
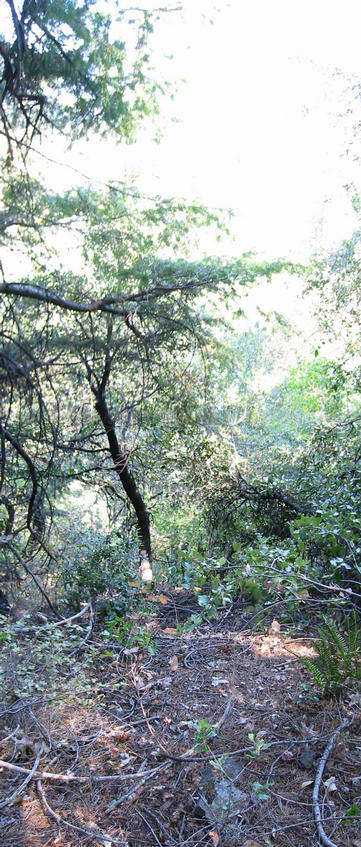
<box><xmin>0</xmin><ymin>743</ymin><xmax>44</xmax><ymax>808</ymax></box>
<box><xmin>312</xmin><ymin>716</ymin><xmax>354</xmax><ymax>847</ymax></box>
<box><xmin>106</xmin><ymin>763</ymin><xmax>169</xmax><ymax>811</ymax></box>
<box><xmin>0</xmin><ymin>724</ymin><xmax>20</xmax><ymax>748</ymax></box>
<box><xmin>42</xmin><ymin>602</ymin><xmax>91</xmax><ymax>628</ymax></box>
<box><xmin>13</xmin><ymin>603</ymin><xmax>92</xmax><ymax>634</ymax></box>
<box><xmin>0</xmin><ymin>758</ymin><xmax>81</xmax><ymax>782</ymax></box>
<box><xmin>214</xmin><ymin>693</ymin><xmax>233</xmax><ymax>736</ymax></box>
<box><xmin>68</xmin><ymin>600</ymin><xmax>95</xmax><ymax>654</ymax></box>
<box><xmin>36</xmin><ymin>779</ymin><xmax>129</xmax><ymax>846</ymax></box>
<box><xmin>0</xmin><ymin>757</ymin><xmax>168</xmax><ymax>784</ymax></box>
<box><xmin>136</xmin><ymin>808</ymin><xmax>163</xmax><ymax>847</ymax></box>
<box><xmin>138</xmin><ymin>804</ymin><xmax>177</xmax><ymax>845</ymax></box>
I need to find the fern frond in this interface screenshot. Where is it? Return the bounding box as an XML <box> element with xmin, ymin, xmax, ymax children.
<box><xmin>321</xmin><ymin>617</ymin><xmax>348</xmax><ymax>660</ymax></box>
<box><xmin>301</xmin><ymin>657</ymin><xmax>328</xmax><ymax>693</ymax></box>
<box><xmin>296</xmin><ymin>615</ymin><xmax>361</xmax><ymax>698</ymax></box>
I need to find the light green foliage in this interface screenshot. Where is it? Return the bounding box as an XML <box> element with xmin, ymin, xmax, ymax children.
<box><xmin>153</xmin><ymin>500</ymin><xmax>208</xmax><ymax>562</ymax></box>
<box><xmin>262</xmin><ymin>357</ymin><xmax>351</xmax><ymax>447</ymax></box>
<box><xmin>343</xmin><ymin>802</ymin><xmax>361</xmax><ymax>823</ymax></box>
<box><xmin>1</xmin><ymin>161</ymin><xmax>279</xmax><ymax>585</ymax></box>
<box><xmin>246</xmin><ymin>732</ymin><xmax>271</xmax><ymax>758</ymax></box>
<box><xmin>0</xmin><ymin>0</ymin><xmax>291</xmax><ymax>588</ymax></box>
<box><xmin>309</xmin><ymin>226</ymin><xmax>361</xmax><ymax>367</ymax></box>
<box><xmin>251</xmin><ymin>781</ymin><xmax>271</xmax><ymax>801</ymax></box>
<box><xmin>195</xmin><ymin>718</ymin><xmax>217</xmax><ymax>751</ymax></box>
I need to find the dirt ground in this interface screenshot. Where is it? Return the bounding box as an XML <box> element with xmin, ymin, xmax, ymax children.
<box><xmin>1</xmin><ymin>593</ymin><xmax>361</xmax><ymax>847</ymax></box>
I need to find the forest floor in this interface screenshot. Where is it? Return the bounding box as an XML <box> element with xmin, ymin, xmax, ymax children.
<box><xmin>1</xmin><ymin>590</ymin><xmax>361</xmax><ymax>847</ymax></box>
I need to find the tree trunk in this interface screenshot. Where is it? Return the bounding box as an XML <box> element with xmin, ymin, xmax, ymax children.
<box><xmin>94</xmin><ymin>389</ymin><xmax>153</xmax><ymax>582</ymax></box>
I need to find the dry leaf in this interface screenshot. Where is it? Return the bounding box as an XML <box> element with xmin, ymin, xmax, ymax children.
<box><xmin>324</xmin><ymin>776</ymin><xmax>337</xmax><ymax>792</ymax></box>
<box><xmin>300</xmin><ymin>721</ymin><xmax>318</xmax><ymax>740</ymax></box>
<box><xmin>145</xmin><ymin>619</ymin><xmax>160</xmax><ymax>631</ymax></box>
<box><xmin>111</xmin><ymin>729</ymin><xmax>131</xmax><ymax>742</ymax></box>
<box><xmin>281</xmin><ymin>750</ymin><xmax>294</xmax><ymax>762</ymax></box>
<box><xmin>162</xmin><ymin>627</ymin><xmax>178</xmax><ymax>635</ymax></box>
<box><xmin>155</xmin><ymin>594</ymin><xmax>169</xmax><ymax>605</ymax></box>
<box><xmin>209</xmin><ymin>831</ymin><xmax>220</xmax><ymax>846</ymax></box>
<box><xmin>269</xmin><ymin>619</ymin><xmax>281</xmax><ymax>636</ymax></box>
<box><xmin>300</xmin><ymin>779</ymin><xmax>313</xmax><ymax>789</ymax></box>
<box><xmin>169</xmin><ymin>655</ymin><xmax>179</xmax><ymax>671</ymax></box>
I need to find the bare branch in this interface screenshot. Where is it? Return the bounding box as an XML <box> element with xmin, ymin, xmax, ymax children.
<box><xmin>312</xmin><ymin>717</ymin><xmax>354</xmax><ymax>847</ymax></box>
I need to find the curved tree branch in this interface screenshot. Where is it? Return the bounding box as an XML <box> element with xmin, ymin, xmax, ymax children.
<box><xmin>312</xmin><ymin>716</ymin><xmax>354</xmax><ymax>847</ymax></box>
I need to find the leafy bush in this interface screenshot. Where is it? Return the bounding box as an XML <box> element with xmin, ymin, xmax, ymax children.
<box><xmin>60</xmin><ymin>530</ymin><xmax>138</xmax><ymax>616</ymax></box>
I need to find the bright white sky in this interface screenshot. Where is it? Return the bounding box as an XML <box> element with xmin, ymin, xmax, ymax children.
<box><xmin>37</xmin><ymin>0</ymin><xmax>361</xmax><ymax>261</ymax></box>
<box><xmin>3</xmin><ymin>0</ymin><xmax>361</xmax><ymax>260</ymax></box>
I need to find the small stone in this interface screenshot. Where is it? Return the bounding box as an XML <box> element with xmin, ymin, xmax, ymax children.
<box><xmin>299</xmin><ymin>749</ymin><xmax>316</xmax><ymax>769</ymax></box>
<box><xmin>222</xmin><ymin>758</ymin><xmax>244</xmax><ymax>780</ymax></box>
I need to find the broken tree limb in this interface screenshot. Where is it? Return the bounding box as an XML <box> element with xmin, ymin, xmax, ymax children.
<box><xmin>312</xmin><ymin>716</ymin><xmax>354</xmax><ymax>847</ymax></box>
<box><xmin>0</xmin><ymin>758</ymin><xmax>168</xmax><ymax>784</ymax></box>
<box><xmin>0</xmin><ymin>743</ymin><xmax>43</xmax><ymax>808</ymax></box>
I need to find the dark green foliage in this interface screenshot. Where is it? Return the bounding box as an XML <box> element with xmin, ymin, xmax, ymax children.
<box><xmin>296</xmin><ymin>615</ymin><xmax>361</xmax><ymax>697</ymax></box>
<box><xmin>1</xmin><ymin>0</ymin><xmax>163</xmax><ymax>147</ymax></box>
<box><xmin>61</xmin><ymin>531</ymin><xmax>137</xmax><ymax>616</ymax></box>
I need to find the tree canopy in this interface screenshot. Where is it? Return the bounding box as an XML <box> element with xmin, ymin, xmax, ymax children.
<box><xmin>0</xmin><ymin>0</ymin><xmax>166</xmax><ymax>153</ymax></box>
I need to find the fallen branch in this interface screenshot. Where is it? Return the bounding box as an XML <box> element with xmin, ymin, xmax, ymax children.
<box><xmin>0</xmin><ymin>758</ymin><xmax>82</xmax><ymax>782</ymax></box>
<box><xmin>13</xmin><ymin>603</ymin><xmax>91</xmax><ymax>632</ymax></box>
<box><xmin>312</xmin><ymin>716</ymin><xmax>354</xmax><ymax>847</ymax></box>
<box><xmin>0</xmin><ymin>724</ymin><xmax>20</xmax><ymax>748</ymax></box>
<box><xmin>106</xmin><ymin>763</ymin><xmax>168</xmax><ymax>811</ymax></box>
<box><xmin>69</xmin><ymin>601</ymin><xmax>95</xmax><ymax>654</ymax></box>
<box><xmin>0</xmin><ymin>744</ymin><xmax>43</xmax><ymax>809</ymax></box>
<box><xmin>42</xmin><ymin>603</ymin><xmax>91</xmax><ymax>628</ymax></box>
<box><xmin>0</xmin><ymin>757</ymin><xmax>167</xmax><ymax>784</ymax></box>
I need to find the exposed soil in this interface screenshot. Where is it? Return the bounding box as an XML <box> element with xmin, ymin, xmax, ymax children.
<box><xmin>1</xmin><ymin>592</ymin><xmax>361</xmax><ymax>847</ymax></box>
